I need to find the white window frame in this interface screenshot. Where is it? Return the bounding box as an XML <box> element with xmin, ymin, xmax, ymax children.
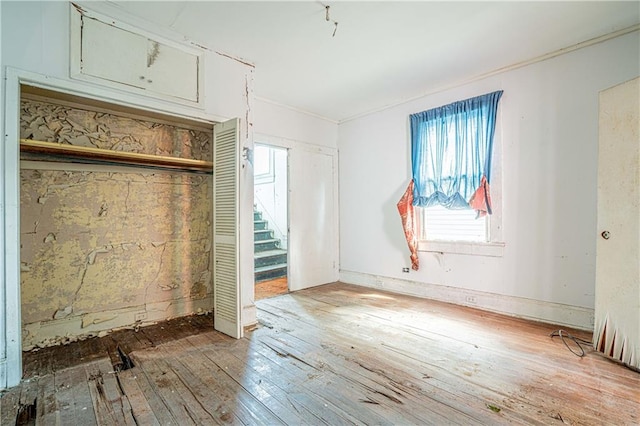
<box><xmin>417</xmin><ymin>104</ymin><xmax>504</xmax><ymax>257</ymax></box>
<box><xmin>254</xmin><ymin>144</ymin><xmax>275</xmax><ymax>185</ymax></box>
<box><xmin>418</xmin><ymin>205</ymin><xmax>489</xmax><ymax>242</ymax></box>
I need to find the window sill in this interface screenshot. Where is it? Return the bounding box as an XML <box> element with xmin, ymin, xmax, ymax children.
<box><xmin>417</xmin><ymin>240</ymin><xmax>504</xmax><ymax>257</ymax></box>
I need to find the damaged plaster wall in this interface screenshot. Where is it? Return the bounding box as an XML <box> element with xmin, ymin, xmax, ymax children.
<box><xmin>2</xmin><ymin>0</ymin><xmax>255</xmax><ymax>388</ymax></box>
<box><xmin>20</xmin><ymin>99</ymin><xmax>213</xmax><ymax>350</ymax></box>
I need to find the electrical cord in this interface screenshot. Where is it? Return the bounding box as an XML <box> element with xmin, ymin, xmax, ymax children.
<box><xmin>550</xmin><ymin>329</ymin><xmax>593</xmax><ymax>357</ymax></box>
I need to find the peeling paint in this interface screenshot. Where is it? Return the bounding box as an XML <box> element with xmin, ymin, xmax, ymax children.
<box><xmin>245</xmin><ymin>73</ymin><xmax>251</xmax><ymax>140</ymax></box>
<box><xmin>53</xmin><ymin>306</ymin><xmax>72</xmax><ymax>320</ymax></box>
<box><xmin>147</xmin><ymin>41</ymin><xmax>161</xmax><ymax>67</ymax></box>
<box><xmin>21</xmin><ymin>99</ymin><xmax>212</xmax><ymax>160</ymax></box>
<box><xmin>81</xmin><ymin>313</ymin><xmax>118</xmax><ymax>328</ymax></box>
<box><xmin>189</xmin><ymin>41</ymin><xmax>210</xmax><ymax>51</ymax></box>
<box><xmin>71</xmin><ymin>2</ymin><xmax>86</xmax><ymax>15</ymax></box>
<box><xmin>159</xmin><ymin>281</ymin><xmax>180</xmax><ymax>291</ymax></box>
<box><xmin>215</xmin><ymin>50</ymin><xmax>255</xmax><ymax>68</ymax></box>
<box><xmin>20</xmin><ymin>100</ymin><xmax>214</xmax><ymax>349</ymax></box>
<box><xmin>86</xmin><ymin>246</ymin><xmax>112</xmax><ymax>265</ymax></box>
<box><xmin>98</xmin><ymin>202</ymin><xmax>108</xmax><ymax>217</ymax></box>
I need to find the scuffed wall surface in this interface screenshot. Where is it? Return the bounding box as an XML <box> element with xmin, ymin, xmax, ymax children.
<box><xmin>21</xmin><ymin>99</ymin><xmax>211</xmax><ymax>159</ymax></box>
<box><xmin>20</xmin><ymin>100</ymin><xmax>213</xmax><ymax>350</ymax></box>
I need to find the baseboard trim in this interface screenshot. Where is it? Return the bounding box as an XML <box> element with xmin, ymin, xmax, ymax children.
<box><xmin>243</xmin><ymin>304</ymin><xmax>257</xmax><ymax>330</ymax></box>
<box><xmin>22</xmin><ymin>296</ymin><xmax>214</xmax><ymax>351</ymax></box>
<box><xmin>339</xmin><ymin>270</ymin><xmax>594</xmax><ymax>331</ymax></box>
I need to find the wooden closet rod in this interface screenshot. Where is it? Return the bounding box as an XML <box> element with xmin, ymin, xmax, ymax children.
<box><xmin>20</xmin><ymin>139</ymin><xmax>213</xmax><ymax>173</ymax></box>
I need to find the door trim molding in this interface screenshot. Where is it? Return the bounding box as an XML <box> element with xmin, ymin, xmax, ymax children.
<box><xmin>254</xmin><ymin>133</ymin><xmax>337</xmax><ymax>156</ymax></box>
<box><xmin>1</xmin><ymin>67</ymin><xmax>219</xmax><ymax>389</ymax></box>
<box><xmin>255</xmin><ymin>133</ymin><xmax>339</xmax><ymax>292</ymax></box>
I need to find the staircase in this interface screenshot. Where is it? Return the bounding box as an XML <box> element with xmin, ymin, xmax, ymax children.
<box><xmin>254</xmin><ymin>208</ymin><xmax>287</xmax><ymax>282</ymax></box>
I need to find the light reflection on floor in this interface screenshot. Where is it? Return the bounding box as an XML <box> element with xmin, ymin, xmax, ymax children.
<box><xmin>255</xmin><ymin>277</ymin><xmax>288</xmax><ymax>300</ymax></box>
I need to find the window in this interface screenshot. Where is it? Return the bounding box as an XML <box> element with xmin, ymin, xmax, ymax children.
<box><xmin>411</xmin><ymin>91</ymin><xmax>503</xmax><ymax>247</ymax></box>
<box><xmin>254</xmin><ymin>145</ymin><xmax>275</xmax><ymax>184</ymax></box>
<box><xmin>418</xmin><ymin>205</ymin><xmax>487</xmax><ymax>242</ymax></box>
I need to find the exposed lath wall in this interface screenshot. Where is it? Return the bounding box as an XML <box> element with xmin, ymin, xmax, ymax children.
<box><xmin>19</xmin><ymin>100</ymin><xmax>213</xmax><ymax>350</ymax></box>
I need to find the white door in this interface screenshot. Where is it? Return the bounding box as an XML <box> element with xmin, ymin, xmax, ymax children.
<box><xmin>288</xmin><ymin>147</ymin><xmax>339</xmax><ymax>291</ymax></box>
<box><xmin>594</xmin><ymin>77</ymin><xmax>639</xmax><ymax>370</ymax></box>
<box><xmin>213</xmin><ymin>119</ymin><xmax>242</xmax><ymax>338</ymax></box>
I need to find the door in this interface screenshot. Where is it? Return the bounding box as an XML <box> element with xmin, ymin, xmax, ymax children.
<box><xmin>213</xmin><ymin>118</ymin><xmax>242</xmax><ymax>338</ymax></box>
<box><xmin>254</xmin><ymin>144</ymin><xmax>289</xmax><ymax>294</ymax></box>
<box><xmin>288</xmin><ymin>147</ymin><xmax>339</xmax><ymax>291</ymax></box>
<box><xmin>594</xmin><ymin>77</ymin><xmax>639</xmax><ymax>370</ymax></box>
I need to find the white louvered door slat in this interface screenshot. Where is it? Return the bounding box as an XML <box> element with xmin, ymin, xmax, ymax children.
<box><xmin>213</xmin><ymin>118</ymin><xmax>242</xmax><ymax>338</ymax></box>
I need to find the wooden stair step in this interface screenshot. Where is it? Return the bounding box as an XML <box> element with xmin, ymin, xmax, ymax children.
<box><xmin>254</xmin><ymin>249</ymin><xmax>287</xmax><ymax>259</ymax></box>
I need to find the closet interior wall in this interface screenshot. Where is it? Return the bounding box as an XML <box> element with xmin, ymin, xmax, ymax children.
<box><xmin>19</xmin><ymin>95</ymin><xmax>214</xmax><ymax>350</ymax></box>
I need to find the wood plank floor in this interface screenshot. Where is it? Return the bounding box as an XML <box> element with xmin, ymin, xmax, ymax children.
<box><xmin>2</xmin><ymin>282</ymin><xmax>638</xmax><ymax>425</ymax></box>
<box><xmin>255</xmin><ymin>277</ymin><xmax>288</xmax><ymax>301</ymax></box>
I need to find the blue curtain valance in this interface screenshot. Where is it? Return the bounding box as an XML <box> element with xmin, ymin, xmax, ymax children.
<box><xmin>410</xmin><ymin>90</ymin><xmax>503</xmax><ymax>213</ymax></box>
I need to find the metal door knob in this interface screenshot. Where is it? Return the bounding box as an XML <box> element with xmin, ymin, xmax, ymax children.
<box><xmin>601</xmin><ymin>231</ymin><xmax>610</xmax><ymax>240</ymax></box>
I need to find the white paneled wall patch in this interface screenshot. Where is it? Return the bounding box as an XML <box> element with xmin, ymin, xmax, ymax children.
<box><xmin>70</xmin><ymin>6</ymin><xmax>203</xmax><ymax>106</ymax></box>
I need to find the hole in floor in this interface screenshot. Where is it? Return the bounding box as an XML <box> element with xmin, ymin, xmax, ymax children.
<box><xmin>115</xmin><ymin>346</ymin><xmax>135</xmax><ymax>372</ymax></box>
<box><xmin>15</xmin><ymin>398</ymin><xmax>37</xmax><ymax>426</ymax></box>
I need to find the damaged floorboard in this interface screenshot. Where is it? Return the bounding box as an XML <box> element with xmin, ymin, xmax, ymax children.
<box><xmin>2</xmin><ymin>283</ymin><xmax>639</xmax><ymax>425</ymax></box>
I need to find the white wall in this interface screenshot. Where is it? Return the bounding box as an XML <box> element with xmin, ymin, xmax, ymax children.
<box><xmin>252</xmin><ymin>97</ymin><xmax>338</xmax><ymax>252</ymax></box>
<box><xmin>0</xmin><ymin>1</ymin><xmax>254</xmax><ymax>388</ymax></box>
<box><xmin>254</xmin><ymin>98</ymin><xmax>338</xmax><ymax>149</ymax></box>
<box><xmin>338</xmin><ymin>32</ymin><xmax>640</xmax><ymax>329</ymax></box>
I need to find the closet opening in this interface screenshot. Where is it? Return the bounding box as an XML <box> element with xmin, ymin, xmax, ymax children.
<box><xmin>18</xmin><ymin>84</ymin><xmax>217</xmax><ymax>358</ymax></box>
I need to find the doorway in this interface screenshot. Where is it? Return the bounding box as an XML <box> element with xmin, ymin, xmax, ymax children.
<box><xmin>253</xmin><ymin>144</ymin><xmax>289</xmax><ymax>300</ymax></box>
<box><xmin>594</xmin><ymin>77</ymin><xmax>640</xmax><ymax>370</ymax></box>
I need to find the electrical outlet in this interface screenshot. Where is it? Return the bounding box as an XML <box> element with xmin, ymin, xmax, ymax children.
<box><xmin>402</xmin><ymin>267</ymin><xmax>410</xmax><ymax>273</ymax></box>
<box><xmin>134</xmin><ymin>312</ymin><xmax>147</xmax><ymax>322</ymax></box>
<box><xmin>465</xmin><ymin>296</ymin><xmax>477</xmax><ymax>304</ymax></box>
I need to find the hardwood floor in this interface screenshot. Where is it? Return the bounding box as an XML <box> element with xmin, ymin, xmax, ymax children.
<box><xmin>255</xmin><ymin>277</ymin><xmax>288</xmax><ymax>301</ymax></box>
<box><xmin>2</xmin><ymin>282</ymin><xmax>638</xmax><ymax>425</ymax></box>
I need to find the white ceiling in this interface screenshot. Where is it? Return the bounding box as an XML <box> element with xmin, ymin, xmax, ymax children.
<box><xmin>110</xmin><ymin>1</ymin><xmax>640</xmax><ymax>122</ymax></box>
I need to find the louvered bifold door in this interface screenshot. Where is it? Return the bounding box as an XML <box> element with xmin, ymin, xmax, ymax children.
<box><xmin>213</xmin><ymin>118</ymin><xmax>242</xmax><ymax>338</ymax></box>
